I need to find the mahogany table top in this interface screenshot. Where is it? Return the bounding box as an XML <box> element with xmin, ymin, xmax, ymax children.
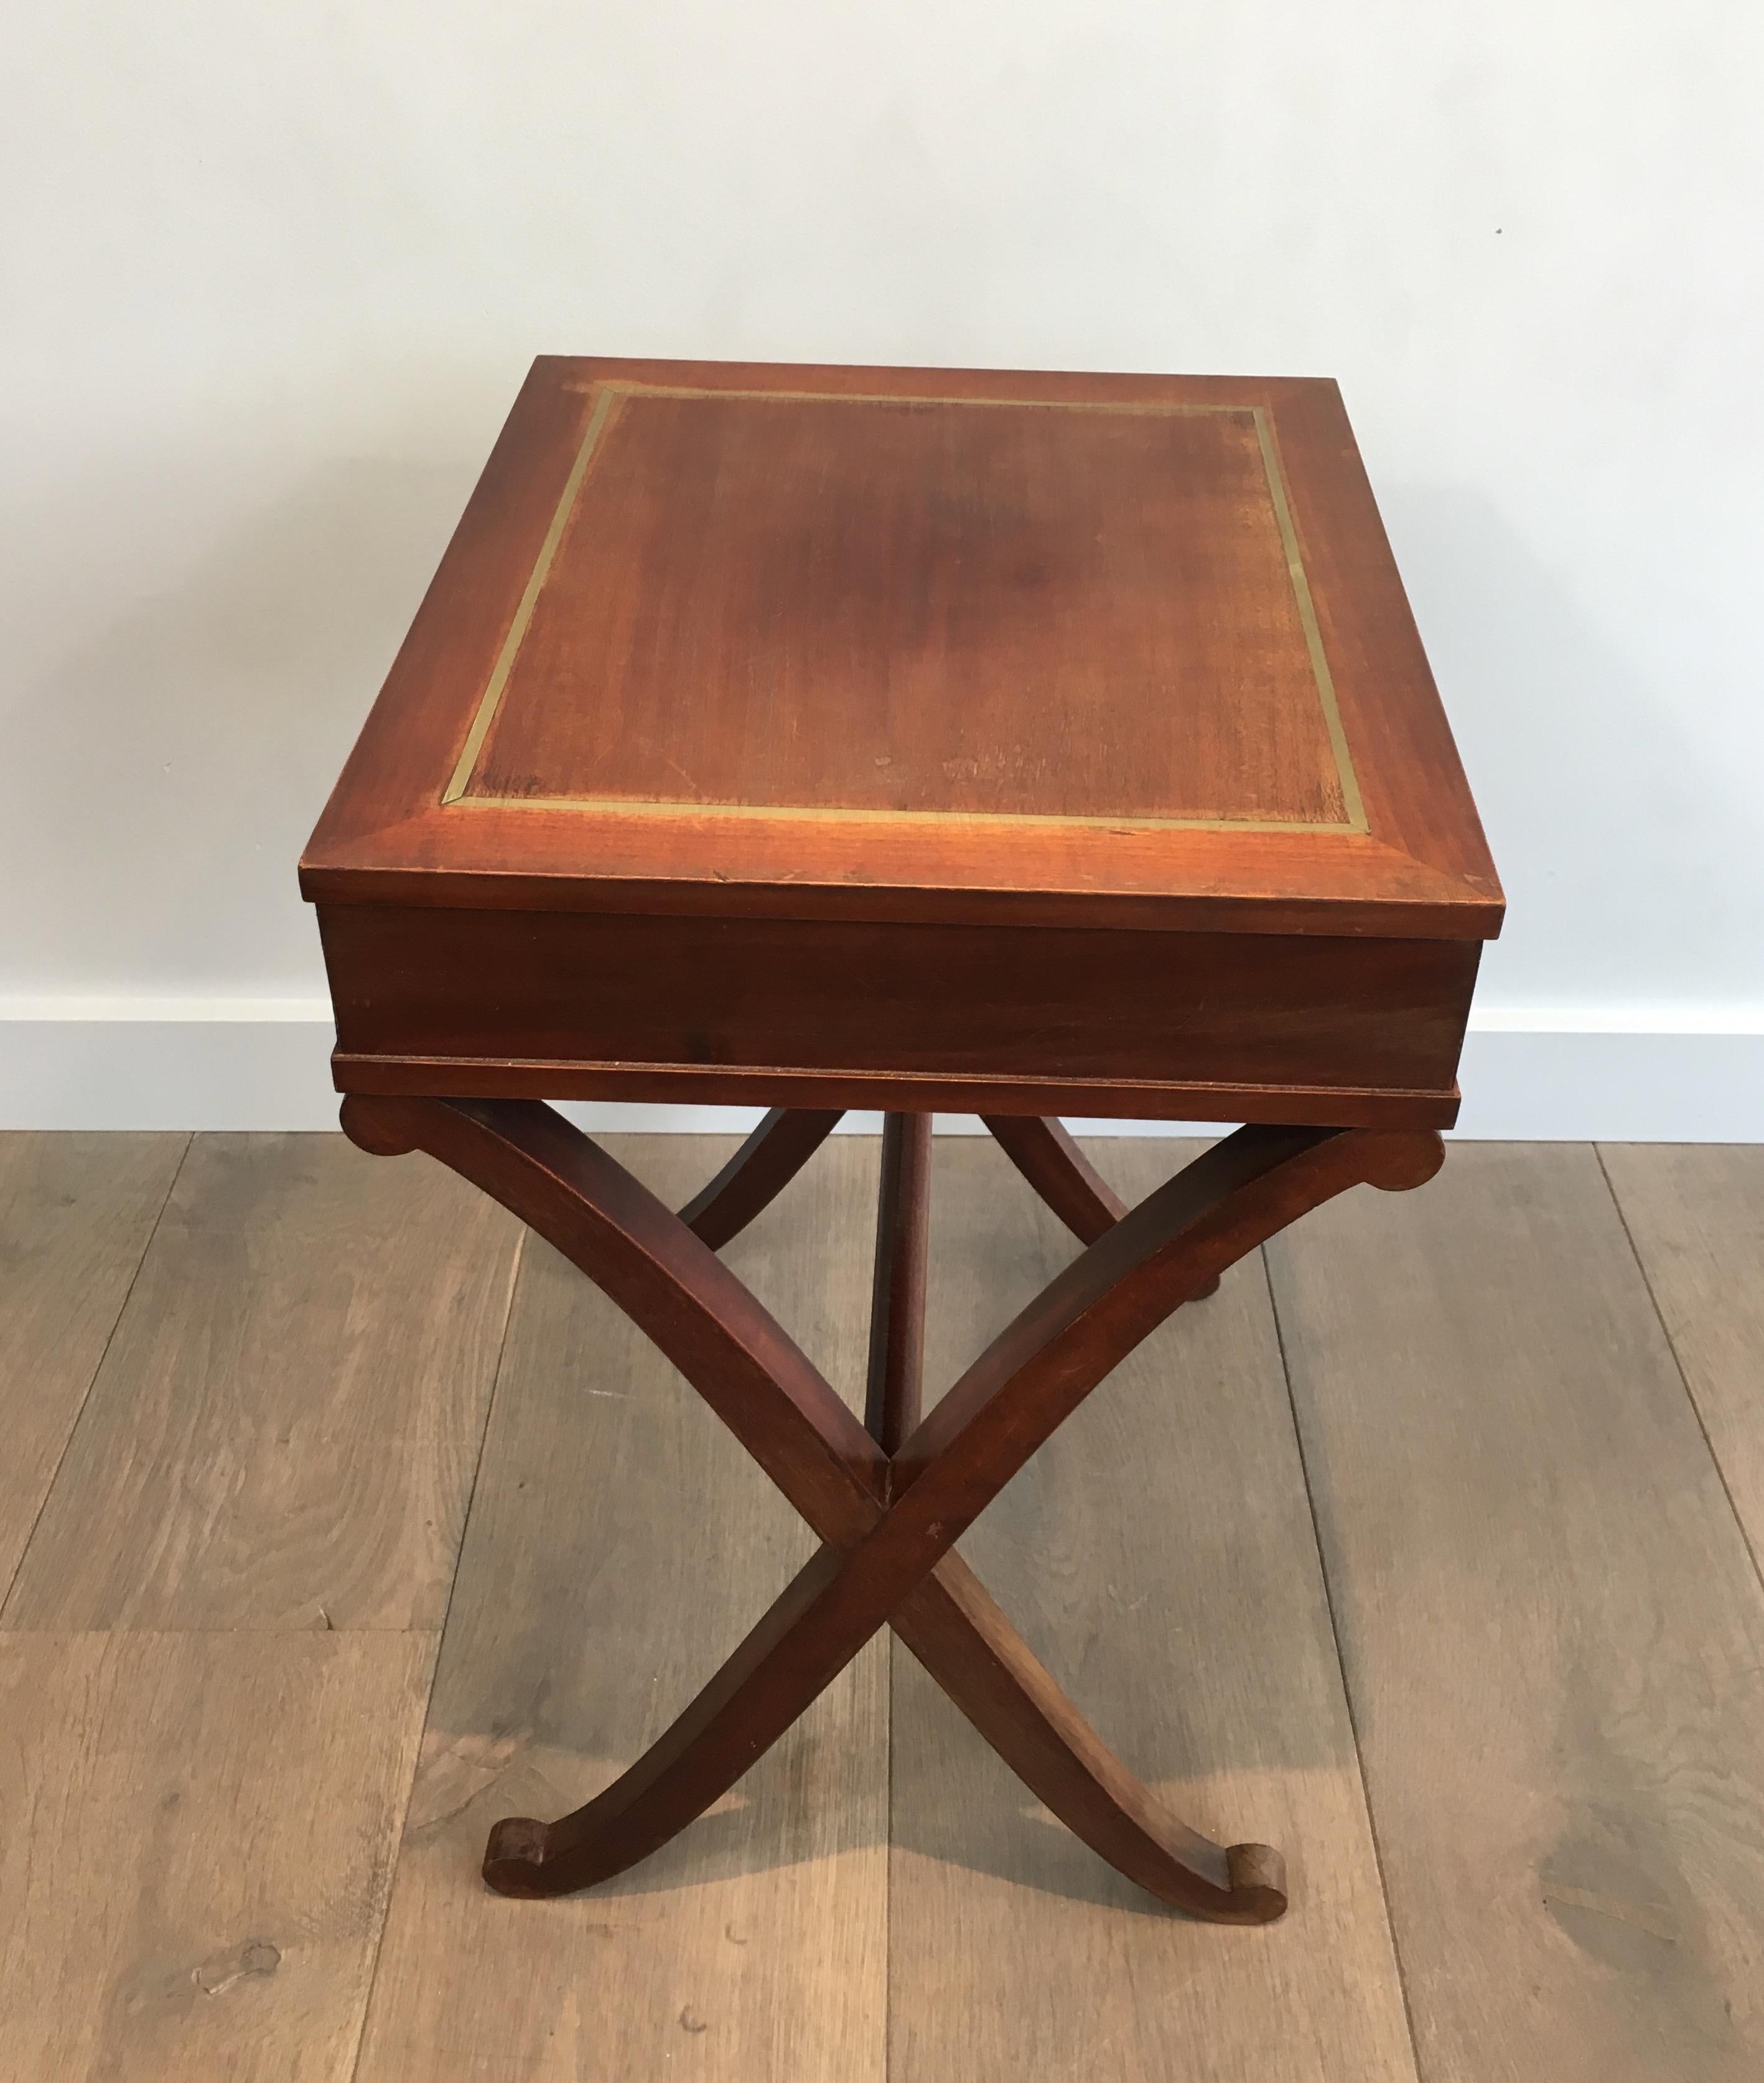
<box><xmin>302</xmin><ymin>356</ymin><xmax>1500</xmax><ymax>943</ymax></box>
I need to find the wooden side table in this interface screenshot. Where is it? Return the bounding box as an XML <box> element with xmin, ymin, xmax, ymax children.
<box><xmin>301</xmin><ymin>357</ymin><xmax>1501</xmax><ymax>1923</ymax></box>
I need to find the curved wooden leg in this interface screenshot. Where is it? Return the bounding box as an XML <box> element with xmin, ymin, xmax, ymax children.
<box><xmin>981</xmin><ymin>1114</ymin><xmax>1127</xmax><ymax>1242</ymax></box>
<box><xmin>890</xmin><ymin>1556</ymin><xmax>1287</xmax><ymax>1921</ymax></box>
<box><xmin>864</xmin><ymin>1114</ymin><xmax>1274</xmax><ymax>1911</ymax></box>
<box><xmin>343</xmin><ymin>1093</ymin><xmax>885</xmax><ymax>1539</ymax></box>
<box><xmin>983</xmin><ymin>1113</ymin><xmax>1221</xmax><ymax>1295</ymax></box>
<box><xmin>343</xmin><ymin>1095</ymin><xmax>1440</xmax><ymax>1919</ymax></box>
<box><xmin>676</xmin><ymin>1107</ymin><xmax>844</xmax><ymax>1249</ymax></box>
<box><xmin>485</xmin><ymin>1121</ymin><xmax>1436</xmax><ymax>1914</ymax></box>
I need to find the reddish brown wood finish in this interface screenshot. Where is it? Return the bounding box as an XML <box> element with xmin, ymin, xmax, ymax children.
<box><xmin>302</xmin><ymin>357</ymin><xmax>1502</xmax><ymax>946</ymax></box>
<box><xmin>864</xmin><ymin>1114</ymin><xmax>932</xmax><ymax>1454</ymax></box>
<box><xmin>302</xmin><ymin>355</ymin><xmax>1501</xmax><ymax>1930</ymax></box>
<box><xmin>304</xmin><ymin>356</ymin><xmax>1498</xmax><ymax>1129</ymax></box>
<box><xmin>676</xmin><ymin>1106</ymin><xmax>843</xmax><ymax>1248</ymax></box>
<box><xmin>340</xmin><ymin>1093</ymin><xmax>1442</xmax><ymax>1919</ymax></box>
<box><xmin>984</xmin><ymin>1114</ymin><xmax>1221</xmax><ymax>1297</ymax></box>
<box><xmin>984</xmin><ymin>1113</ymin><xmax>1130</xmax><ymax>1241</ymax></box>
<box><xmin>316</xmin><ymin>903</ymin><xmax>1480</xmax><ymax>1128</ymax></box>
<box><xmin>470</xmin><ymin>393</ymin><xmax>1349</xmax><ymax>828</ymax></box>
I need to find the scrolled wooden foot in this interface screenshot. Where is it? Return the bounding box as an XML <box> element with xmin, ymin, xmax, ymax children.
<box><xmin>481</xmin><ymin>1816</ymin><xmax>554</xmax><ymax>1899</ymax></box>
<box><xmin>1223</xmin><ymin>1842</ymin><xmax>1289</xmax><ymax>1924</ymax></box>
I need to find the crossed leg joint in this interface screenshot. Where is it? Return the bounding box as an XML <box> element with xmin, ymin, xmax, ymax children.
<box><xmin>342</xmin><ymin>1096</ymin><xmax>1442</xmax><ymax>1924</ymax></box>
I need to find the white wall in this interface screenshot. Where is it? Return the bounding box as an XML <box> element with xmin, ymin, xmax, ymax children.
<box><xmin>4</xmin><ymin>3</ymin><xmax>1762</xmax><ymax>1131</ymax></box>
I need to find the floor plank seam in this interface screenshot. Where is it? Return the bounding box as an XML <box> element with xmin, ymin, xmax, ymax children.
<box><xmin>332</xmin><ymin>1628</ymin><xmax>446</xmax><ymax>2083</ymax></box>
<box><xmin>0</xmin><ymin>1624</ymin><xmax>448</xmax><ymax>1640</ymax></box>
<box><xmin>881</xmin><ymin>1136</ymin><xmax>896</xmax><ymax>2083</ymax></box>
<box><xmin>884</xmin><ymin>1637</ymin><xmax>895</xmax><ymax>2083</ymax></box>
<box><xmin>1259</xmin><ymin>1241</ymin><xmax>1429</xmax><ymax>2083</ymax></box>
<box><xmin>1593</xmin><ymin>1144</ymin><xmax>1764</xmax><ymax>1603</ymax></box>
<box><xmin>344</xmin><ymin>1222</ymin><xmax>530</xmax><ymax>2083</ymax></box>
<box><xmin>0</xmin><ymin>1131</ymin><xmax>192</xmax><ymax>1623</ymax></box>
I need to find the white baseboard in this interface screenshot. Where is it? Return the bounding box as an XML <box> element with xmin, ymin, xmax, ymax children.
<box><xmin>1</xmin><ymin>999</ymin><xmax>1760</xmax><ymax>1140</ymax></box>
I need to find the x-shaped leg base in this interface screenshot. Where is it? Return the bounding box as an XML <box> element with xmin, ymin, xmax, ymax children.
<box><xmin>343</xmin><ymin>1096</ymin><xmax>1442</xmax><ymax>1923</ymax></box>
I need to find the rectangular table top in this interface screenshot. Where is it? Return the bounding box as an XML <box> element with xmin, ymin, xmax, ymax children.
<box><xmin>302</xmin><ymin>357</ymin><xmax>1501</xmax><ymax>943</ymax></box>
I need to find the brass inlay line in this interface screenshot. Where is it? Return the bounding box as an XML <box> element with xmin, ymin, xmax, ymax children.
<box><xmin>598</xmin><ymin>383</ymin><xmax>1267</xmax><ymax>415</ymax></box>
<box><xmin>1250</xmin><ymin>405</ymin><xmax>1365</xmax><ymax>832</ymax></box>
<box><xmin>450</xmin><ymin>793</ymin><xmax>1357</xmax><ymax>836</ymax></box>
<box><xmin>442</xmin><ymin>381</ymin><xmax>1368</xmax><ymax>834</ymax></box>
<box><xmin>441</xmin><ymin>381</ymin><xmax>623</xmax><ymax>806</ymax></box>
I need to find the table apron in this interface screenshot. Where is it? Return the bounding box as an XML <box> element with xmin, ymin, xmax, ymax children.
<box><xmin>317</xmin><ymin>903</ymin><xmax>1477</xmax><ymax>1127</ymax></box>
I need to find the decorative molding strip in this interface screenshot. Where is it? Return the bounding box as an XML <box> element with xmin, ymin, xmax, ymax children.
<box><xmin>1</xmin><ymin>999</ymin><xmax>1761</xmax><ymax>1140</ymax></box>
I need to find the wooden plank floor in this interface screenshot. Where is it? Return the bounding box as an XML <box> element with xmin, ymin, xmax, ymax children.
<box><xmin>1</xmin><ymin>1127</ymin><xmax>1762</xmax><ymax>2081</ymax></box>
<box><xmin>1266</xmin><ymin>1144</ymin><xmax>1764</xmax><ymax>2082</ymax></box>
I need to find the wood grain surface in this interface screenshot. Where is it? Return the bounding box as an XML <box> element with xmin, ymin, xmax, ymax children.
<box><xmin>2</xmin><ymin>1133</ymin><xmax>522</xmax><ymax>1632</ymax></box>
<box><xmin>318</xmin><ymin>902</ymin><xmax>1478</xmax><ymax>1130</ymax></box>
<box><xmin>469</xmin><ymin>389</ymin><xmax>1351</xmax><ymax>827</ymax></box>
<box><xmin>0</xmin><ymin>1131</ymin><xmax>185</xmax><ymax>1598</ymax></box>
<box><xmin>1268</xmin><ymin>1142</ymin><xmax>1764</xmax><ymax>2082</ymax></box>
<box><xmin>352</xmin><ymin>1136</ymin><xmax>887</xmax><ymax>2083</ymax></box>
<box><xmin>1601</xmin><ymin>1144</ymin><xmax>1764</xmax><ymax>1574</ymax></box>
<box><xmin>301</xmin><ymin>358</ymin><xmax>1502</xmax><ymax>941</ymax></box>
<box><xmin>889</xmin><ymin>1137</ymin><xmax>1418</xmax><ymax>2082</ymax></box>
<box><xmin>0</xmin><ymin>1629</ymin><xmax>433</xmax><ymax>2082</ymax></box>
